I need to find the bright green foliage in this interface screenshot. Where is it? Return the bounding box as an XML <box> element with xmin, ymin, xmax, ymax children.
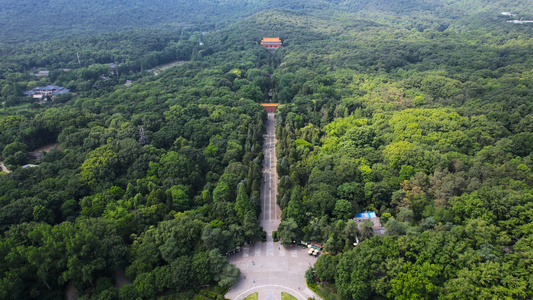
<box><xmin>442</xmin><ymin>261</ymin><xmax>528</xmax><ymax>299</ymax></box>
<box><xmin>167</xmin><ymin>185</ymin><xmax>190</xmax><ymax>212</ymax></box>
<box><xmin>2</xmin><ymin>141</ymin><xmax>28</xmax><ymax>158</ymax></box>
<box><xmin>213</xmin><ymin>182</ymin><xmax>231</xmax><ymax>202</ymax></box>
<box><xmin>334</xmin><ymin>199</ymin><xmax>352</xmax><ymax>220</ymax></box>
<box><xmin>243</xmin><ymin>292</ymin><xmax>258</xmax><ymax>300</ymax></box>
<box><xmin>387</xmin><ymin>108</ymin><xmax>471</xmax><ymax>153</ymax></box>
<box><xmin>382</xmin><ymin>141</ymin><xmax>416</xmax><ymax>168</ymax></box>
<box><xmin>390</xmin><ymin>262</ymin><xmax>443</xmax><ymax>300</ymax></box>
<box><xmin>279</xmin><ymin>218</ymin><xmax>300</xmax><ymax>247</ymax></box>
<box><xmin>1</xmin><ymin>0</ymin><xmax>533</xmax><ymax>298</ymax></box>
<box><xmin>234</xmin><ymin>183</ymin><xmax>252</xmax><ymax>222</ymax></box>
<box><xmin>322</xmin><ymin>117</ymin><xmax>368</xmax><ymax>153</ymax></box>
<box><xmin>80</xmin><ymin>143</ymin><xmax>119</xmax><ymax>187</ymax></box>
<box><xmin>270</xmin><ymin>3</ymin><xmax>533</xmax><ymax>298</ymax></box>
<box><xmin>205</xmin><ymin>142</ymin><xmax>219</xmax><ymax>157</ymax></box>
<box><xmin>380</xmin><ymin>212</ymin><xmax>391</xmax><ymax>225</ymax></box>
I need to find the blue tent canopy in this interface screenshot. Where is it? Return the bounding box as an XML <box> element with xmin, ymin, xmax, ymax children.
<box><xmin>355</xmin><ymin>212</ymin><xmax>377</xmax><ymax>218</ymax></box>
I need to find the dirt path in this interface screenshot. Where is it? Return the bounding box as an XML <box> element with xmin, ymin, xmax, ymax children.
<box><xmin>32</xmin><ymin>143</ymin><xmax>60</xmax><ymax>153</ymax></box>
<box><xmin>148</xmin><ymin>60</ymin><xmax>188</xmax><ymax>74</ymax></box>
<box><xmin>113</xmin><ymin>269</ymin><xmax>131</xmax><ymax>288</ymax></box>
<box><xmin>64</xmin><ymin>281</ymin><xmax>78</xmax><ymax>300</ymax></box>
<box><xmin>0</xmin><ymin>161</ymin><xmax>11</xmax><ymax>173</ymax></box>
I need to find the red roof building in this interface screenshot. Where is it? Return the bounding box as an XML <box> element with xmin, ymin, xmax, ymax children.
<box><xmin>261</xmin><ymin>37</ymin><xmax>282</xmax><ymax>52</ymax></box>
<box><xmin>260</xmin><ymin>103</ymin><xmax>280</xmax><ymax>113</ymax></box>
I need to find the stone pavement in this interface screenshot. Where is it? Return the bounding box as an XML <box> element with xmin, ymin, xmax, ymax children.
<box><xmin>260</xmin><ymin>113</ymin><xmax>281</xmax><ymax>234</ymax></box>
<box><xmin>225</xmin><ymin>113</ymin><xmax>321</xmax><ymax>300</ymax></box>
<box><xmin>226</xmin><ymin>242</ymin><xmax>320</xmax><ymax>300</ymax></box>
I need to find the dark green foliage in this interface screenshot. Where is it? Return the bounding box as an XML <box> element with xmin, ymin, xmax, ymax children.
<box><xmin>305</xmin><ymin>266</ymin><xmax>318</xmax><ymax>284</ymax></box>
<box><xmin>0</xmin><ymin>18</ymin><xmax>267</xmax><ymax>296</ymax></box>
<box><xmin>1</xmin><ymin>0</ymin><xmax>533</xmax><ymax>299</ymax></box>
<box><xmin>263</xmin><ymin>3</ymin><xmax>533</xmax><ymax>300</ymax></box>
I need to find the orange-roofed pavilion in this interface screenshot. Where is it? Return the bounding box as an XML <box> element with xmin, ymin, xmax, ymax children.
<box><xmin>260</xmin><ymin>103</ymin><xmax>280</xmax><ymax>113</ymax></box>
<box><xmin>261</xmin><ymin>37</ymin><xmax>282</xmax><ymax>48</ymax></box>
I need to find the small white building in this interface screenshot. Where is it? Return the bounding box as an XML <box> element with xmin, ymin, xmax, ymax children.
<box><xmin>507</xmin><ymin>20</ymin><xmax>533</xmax><ymax>24</ymax></box>
<box><xmin>35</xmin><ymin>71</ymin><xmax>49</xmax><ymax>77</ymax></box>
<box><xmin>33</xmin><ymin>94</ymin><xmax>46</xmax><ymax>101</ymax></box>
<box><xmin>22</xmin><ymin>164</ymin><xmax>39</xmax><ymax>169</ymax></box>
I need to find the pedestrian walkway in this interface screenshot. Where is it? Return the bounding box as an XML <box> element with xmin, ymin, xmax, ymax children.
<box><xmin>226</xmin><ymin>242</ymin><xmax>318</xmax><ymax>300</ymax></box>
<box><xmin>225</xmin><ymin>113</ymin><xmax>321</xmax><ymax>300</ymax></box>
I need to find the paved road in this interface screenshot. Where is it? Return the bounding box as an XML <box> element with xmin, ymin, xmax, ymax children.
<box><xmin>226</xmin><ymin>113</ymin><xmax>321</xmax><ymax>300</ymax></box>
<box><xmin>261</xmin><ymin>113</ymin><xmax>281</xmax><ymax>236</ymax></box>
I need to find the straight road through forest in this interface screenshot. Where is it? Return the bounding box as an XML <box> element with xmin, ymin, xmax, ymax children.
<box><xmin>261</xmin><ymin>113</ymin><xmax>281</xmax><ymax>236</ymax></box>
<box><xmin>225</xmin><ymin>113</ymin><xmax>321</xmax><ymax>300</ymax></box>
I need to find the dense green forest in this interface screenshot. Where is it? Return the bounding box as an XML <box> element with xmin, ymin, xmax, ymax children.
<box><xmin>0</xmin><ymin>29</ymin><xmax>275</xmax><ymax>299</ymax></box>
<box><xmin>1</xmin><ymin>0</ymin><xmax>533</xmax><ymax>299</ymax></box>
<box><xmin>266</xmin><ymin>10</ymin><xmax>533</xmax><ymax>300</ymax></box>
<box><xmin>1</xmin><ymin>0</ymin><xmax>532</xmax><ymax>45</ymax></box>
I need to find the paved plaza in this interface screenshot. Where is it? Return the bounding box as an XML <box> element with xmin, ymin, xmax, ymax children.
<box><xmin>225</xmin><ymin>113</ymin><xmax>321</xmax><ymax>300</ymax></box>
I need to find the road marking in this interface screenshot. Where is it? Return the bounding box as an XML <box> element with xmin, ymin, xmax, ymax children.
<box><xmin>254</xmin><ymin>244</ymin><xmax>262</xmax><ymax>256</ymax></box>
<box><xmin>243</xmin><ymin>248</ymin><xmax>249</xmax><ymax>258</ymax></box>
<box><xmin>291</xmin><ymin>249</ymin><xmax>298</xmax><ymax>258</ymax></box>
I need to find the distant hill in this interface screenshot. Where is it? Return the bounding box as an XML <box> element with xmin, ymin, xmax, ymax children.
<box><xmin>0</xmin><ymin>0</ymin><xmax>532</xmax><ymax>44</ymax></box>
<box><xmin>0</xmin><ymin>0</ymin><xmax>240</xmax><ymax>43</ymax></box>
<box><xmin>0</xmin><ymin>0</ymin><xmax>331</xmax><ymax>44</ymax></box>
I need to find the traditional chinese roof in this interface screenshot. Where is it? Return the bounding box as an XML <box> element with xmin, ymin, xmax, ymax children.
<box><xmin>261</xmin><ymin>37</ymin><xmax>282</xmax><ymax>46</ymax></box>
<box><xmin>260</xmin><ymin>103</ymin><xmax>280</xmax><ymax>107</ymax></box>
<box><xmin>262</xmin><ymin>37</ymin><xmax>281</xmax><ymax>43</ymax></box>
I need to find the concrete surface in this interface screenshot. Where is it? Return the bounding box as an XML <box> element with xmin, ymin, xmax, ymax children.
<box><xmin>225</xmin><ymin>113</ymin><xmax>321</xmax><ymax>300</ymax></box>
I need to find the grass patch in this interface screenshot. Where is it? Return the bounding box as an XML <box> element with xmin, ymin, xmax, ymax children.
<box><xmin>307</xmin><ymin>281</ymin><xmax>317</xmax><ymax>292</ymax></box>
<box><xmin>243</xmin><ymin>292</ymin><xmax>258</xmax><ymax>300</ymax></box>
<box><xmin>316</xmin><ymin>283</ymin><xmax>349</xmax><ymax>300</ymax></box>
<box><xmin>281</xmin><ymin>292</ymin><xmax>297</xmax><ymax>300</ymax></box>
<box><xmin>307</xmin><ymin>280</ymin><xmax>349</xmax><ymax>300</ymax></box>
<box><xmin>192</xmin><ymin>285</ymin><xmax>229</xmax><ymax>299</ymax></box>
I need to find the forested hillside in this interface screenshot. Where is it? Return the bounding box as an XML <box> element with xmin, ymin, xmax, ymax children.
<box><xmin>0</xmin><ymin>31</ymin><xmax>277</xmax><ymax>299</ymax></box>
<box><xmin>1</xmin><ymin>0</ymin><xmax>533</xmax><ymax>299</ymax></box>
<box><xmin>1</xmin><ymin>0</ymin><xmax>532</xmax><ymax>45</ymax></box>
<box><xmin>264</xmin><ymin>9</ymin><xmax>533</xmax><ymax>300</ymax></box>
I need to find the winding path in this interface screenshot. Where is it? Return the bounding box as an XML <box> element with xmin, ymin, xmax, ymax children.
<box><xmin>0</xmin><ymin>161</ymin><xmax>11</xmax><ymax>173</ymax></box>
<box><xmin>225</xmin><ymin>113</ymin><xmax>321</xmax><ymax>300</ymax></box>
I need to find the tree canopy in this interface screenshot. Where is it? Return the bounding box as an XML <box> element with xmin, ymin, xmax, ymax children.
<box><xmin>1</xmin><ymin>0</ymin><xmax>533</xmax><ymax>299</ymax></box>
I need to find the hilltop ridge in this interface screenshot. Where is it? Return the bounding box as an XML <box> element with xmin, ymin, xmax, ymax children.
<box><xmin>1</xmin><ymin>0</ymin><xmax>532</xmax><ymax>44</ymax></box>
